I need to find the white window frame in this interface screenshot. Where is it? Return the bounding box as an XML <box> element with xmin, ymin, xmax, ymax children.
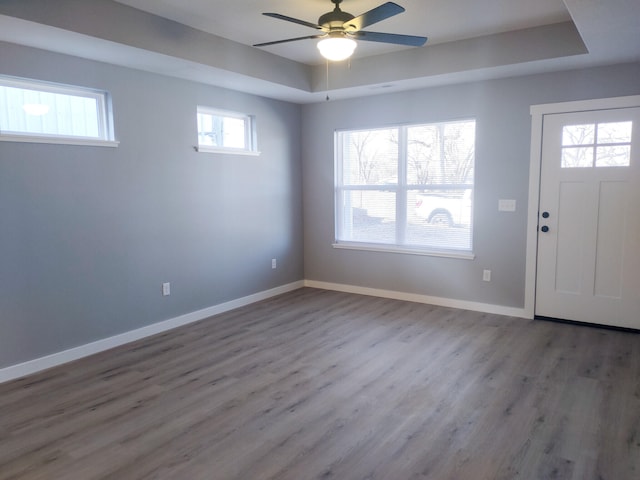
<box><xmin>195</xmin><ymin>106</ymin><xmax>259</xmax><ymax>156</ymax></box>
<box><xmin>0</xmin><ymin>75</ymin><xmax>117</xmax><ymax>147</ymax></box>
<box><xmin>334</xmin><ymin>120</ymin><xmax>476</xmax><ymax>259</ymax></box>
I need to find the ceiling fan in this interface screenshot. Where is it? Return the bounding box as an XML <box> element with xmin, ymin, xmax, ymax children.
<box><xmin>253</xmin><ymin>0</ymin><xmax>428</xmax><ymax>62</ymax></box>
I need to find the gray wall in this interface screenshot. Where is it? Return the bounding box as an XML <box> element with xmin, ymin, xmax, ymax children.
<box><xmin>302</xmin><ymin>62</ymin><xmax>640</xmax><ymax>309</ymax></box>
<box><xmin>0</xmin><ymin>42</ymin><xmax>304</xmax><ymax>369</ymax></box>
<box><xmin>2</xmin><ymin>37</ymin><xmax>639</xmax><ymax>372</ymax></box>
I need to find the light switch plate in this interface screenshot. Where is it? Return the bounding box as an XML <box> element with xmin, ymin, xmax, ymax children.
<box><xmin>498</xmin><ymin>199</ymin><xmax>517</xmax><ymax>212</ymax></box>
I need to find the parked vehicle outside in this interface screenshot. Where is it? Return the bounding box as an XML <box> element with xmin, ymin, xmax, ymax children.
<box><xmin>414</xmin><ymin>189</ymin><xmax>472</xmax><ymax>226</ymax></box>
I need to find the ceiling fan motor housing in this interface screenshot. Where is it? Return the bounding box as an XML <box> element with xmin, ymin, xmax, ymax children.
<box><xmin>319</xmin><ymin>8</ymin><xmax>355</xmax><ymax>31</ymax></box>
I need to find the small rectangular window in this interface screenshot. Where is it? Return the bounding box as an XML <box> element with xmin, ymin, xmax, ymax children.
<box><xmin>561</xmin><ymin>121</ymin><xmax>632</xmax><ymax>168</ymax></box>
<box><xmin>0</xmin><ymin>75</ymin><xmax>116</xmax><ymax>147</ymax></box>
<box><xmin>196</xmin><ymin>106</ymin><xmax>258</xmax><ymax>155</ymax></box>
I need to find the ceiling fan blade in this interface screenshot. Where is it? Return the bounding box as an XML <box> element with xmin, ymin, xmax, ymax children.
<box><xmin>352</xmin><ymin>31</ymin><xmax>427</xmax><ymax>47</ymax></box>
<box><xmin>262</xmin><ymin>13</ymin><xmax>324</xmax><ymax>31</ymax></box>
<box><xmin>343</xmin><ymin>2</ymin><xmax>405</xmax><ymax>32</ymax></box>
<box><xmin>253</xmin><ymin>34</ymin><xmax>326</xmax><ymax>48</ymax></box>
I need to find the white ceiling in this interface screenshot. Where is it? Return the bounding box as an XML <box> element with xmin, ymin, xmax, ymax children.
<box><xmin>0</xmin><ymin>0</ymin><xmax>639</xmax><ymax>103</ymax></box>
<box><xmin>113</xmin><ymin>0</ymin><xmax>572</xmax><ymax>65</ymax></box>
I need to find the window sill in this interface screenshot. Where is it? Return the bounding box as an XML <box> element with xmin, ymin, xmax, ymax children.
<box><xmin>195</xmin><ymin>145</ymin><xmax>261</xmax><ymax>156</ymax></box>
<box><xmin>332</xmin><ymin>242</ymin><xmax>475</xmax><ymax>260</ymax></box>
<box><xmin>0</xmin><ymin>134</ymin><xmax>119</xmax><ymax>147</ymax></box>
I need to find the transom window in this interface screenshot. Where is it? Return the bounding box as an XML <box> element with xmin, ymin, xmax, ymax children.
<box><xmin>335</xmin><ymin>119</ymin><xmax>476</xmax><ymax>256</ymax></box>
<box><xmin>196</xmin><ymin>106</ymin><xmax>258</xmax><ymax>155</ymax></box>
<box><xmin>0</xmin><ymin>75</ymin><xmax>115</xmax><ymax>146</ymax></box>
<box><xmin>561</xmin><ymin>121</ymin><xmax>632</xmax><ymax>168</ymax></box>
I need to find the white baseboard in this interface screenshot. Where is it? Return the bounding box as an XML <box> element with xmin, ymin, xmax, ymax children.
<box><xmin>304</xmin><ymin>280</ymin><xmax>529</xmax><ymax>319</ymax></box>
<box><xmin>0</xmin><ymin>279</ymin><xmax>529</xmax><ymax>384</ymax></box>
<box><xmin>0</xmin><ymin>281</ymin><xmax>304</xmax><ymax>384</ymax></box>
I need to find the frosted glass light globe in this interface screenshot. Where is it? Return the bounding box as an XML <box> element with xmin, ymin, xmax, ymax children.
<box><xmin>317</xmin><ymin>37</ymin><xmax>357</xmax><ymax>61</ymax></box>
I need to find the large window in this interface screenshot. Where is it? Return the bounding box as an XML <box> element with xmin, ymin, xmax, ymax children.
<box><xmin>0</xmin><ymin>75</ymin><xmax>115</xmax><ymax>146</ymax></box>
<box><xmin>196</xmin><ymin>106</ymin><xmax>258</xmax><ymax>155</ymax></box>
<box><xmin>335</xmin><ymin>119</ymin><xmax>475</xmax><ymax>256</ymax></box>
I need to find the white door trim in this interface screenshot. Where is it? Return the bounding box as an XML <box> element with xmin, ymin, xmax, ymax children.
<box><xmin>524</xmin><ymin>95</ymin><xmax>640</xmax><ymax>319</ymax></box>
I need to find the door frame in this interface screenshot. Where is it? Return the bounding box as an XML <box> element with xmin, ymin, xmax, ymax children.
<box><xmin>524</xmin><ymin>94</ymin><xmax>640</xmax><ymax>319</ymax></box>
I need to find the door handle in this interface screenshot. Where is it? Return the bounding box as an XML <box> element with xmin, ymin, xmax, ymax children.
<box><xmin>540</xmin><ymin>211</ymin><xmax>550</xmax><ymax>232</ymax></box>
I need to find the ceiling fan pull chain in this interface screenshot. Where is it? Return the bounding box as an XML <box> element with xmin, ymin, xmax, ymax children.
<box><xmin>326</xmin><ymin>59</ymin><xmax>331</xmax><ymax>101</ymax></box>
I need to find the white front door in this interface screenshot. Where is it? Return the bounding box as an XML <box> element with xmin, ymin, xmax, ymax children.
<box><xmin>535</xmin><ymin>107</ymin><xmax>640</xmax><ymax>329</ymax></box>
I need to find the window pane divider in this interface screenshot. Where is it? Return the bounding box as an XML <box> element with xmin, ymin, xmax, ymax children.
<box><xmin>337</xmin><ymin>185</ymin><xmax>399</xmax><ymax>191</ymax></box>
<box><xmin>397</xmin><ymin>125</ymin><xmax>408</xmax><ymax>245</ymax></box>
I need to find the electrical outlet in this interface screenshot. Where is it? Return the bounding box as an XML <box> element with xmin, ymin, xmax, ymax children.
<box><xmin>272</xmin><ymin>258</ymin><xmax>277</xmax><ymax>269</ymax></box>
<box><xmin>483</xmin><ymin>270</ymin><xmax>491</xmax><ymax>282</ymax></box>
<box><xmin>162</xmin><ymin>282</ymin><xmax>171</xmax><ymax>296</ymax></box>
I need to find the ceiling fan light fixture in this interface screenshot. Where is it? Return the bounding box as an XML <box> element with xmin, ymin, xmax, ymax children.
<box><xmin>317</xmin><ymin>36</ymin><xmax>357</xmax><ymax>61</ymax></box>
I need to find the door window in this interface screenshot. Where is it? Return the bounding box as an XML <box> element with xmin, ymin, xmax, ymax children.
<box><xmin>561</xmin><ymin>121</ymin><xmax>632</xmax><ymax>168</ymax></box>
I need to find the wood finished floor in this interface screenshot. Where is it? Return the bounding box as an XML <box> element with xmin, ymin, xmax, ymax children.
<box><xmin>1</xmin><ymin>288</ymin><xmax>639</xmax><ymax>480</ymax></box>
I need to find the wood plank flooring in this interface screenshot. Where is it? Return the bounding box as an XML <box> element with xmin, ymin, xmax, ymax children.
<box><xmin>1</xmin><ymin>287</ymin><xmax>639</xmax><ymax>479</ymax></box>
